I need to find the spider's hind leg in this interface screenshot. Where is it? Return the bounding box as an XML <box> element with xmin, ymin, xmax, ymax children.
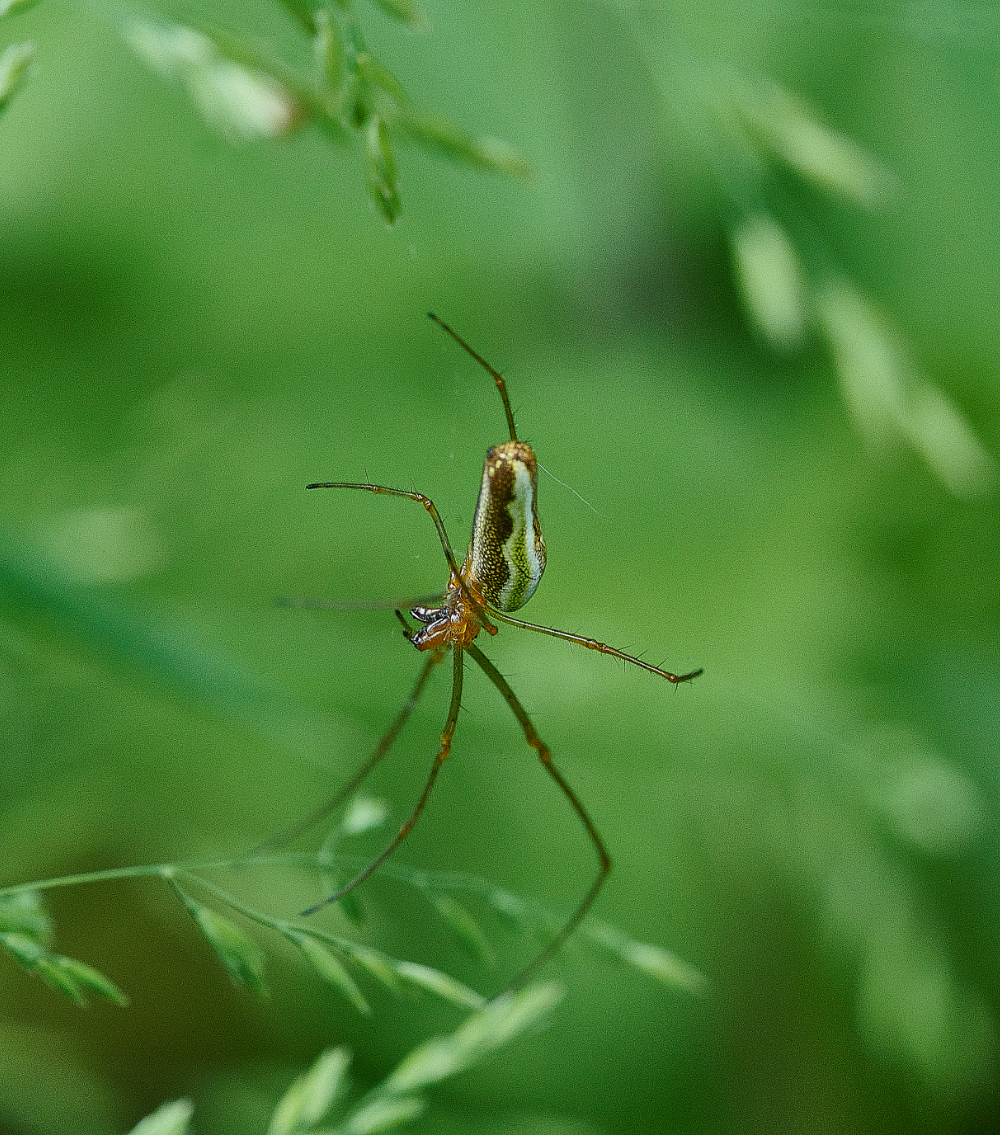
<box><xmin>301</xmin><ymin>644</ymin><xmax>463</xmax><ymax>916</ymax></box>
<box><xmin>465</xmin><ymin>641</ymin><xmax>612</xmax><ymax>991</ymax></box>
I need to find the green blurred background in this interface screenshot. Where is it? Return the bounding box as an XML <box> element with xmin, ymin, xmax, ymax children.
<box><xmin>2</xmin><ymin>0</ymin><xmax>999</xmax><ymax>1132</ymax></box>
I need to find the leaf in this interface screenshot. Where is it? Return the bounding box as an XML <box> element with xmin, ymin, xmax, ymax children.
<box><xmin>396</xmin><ymin>110</ymin><xmax>530</xmax><ymax>177</ymax></box>
<box><xmin>392</xmin><ymin>960</ymin><xmax>486</xmax><ymax>1010</ymax></box>
<box><xmin>268</xmin><ymin>1046</ymin><xmax>351</xmax><ymax>1135</ymax></box>
<box><xmin>344</xmin><ymin>941</ymin><xmax>403</xmax><ymax>993</ymax></box>
<box><xmin>381</xmin><ymin>1036</ymin><xmax>463</xmax><ymax>1096</ymax></box>
<box><xmin>35</xmin><ymin>957</ymin><xmax>92</xmax><ymax>1005</ymax></box>
<box><xmin>333</xmin><ymin>886</ymin><xmax>365</xmax><ymax>926</ymax></box>
<box><xmin>176</xmin><ymin>890</ymin><xmax>267</xmax><ymax>994</ymax></box>
<box><xmin>284</xmin><ymin>929</ymin><xmax>370</xmax><ymax>1014</ymax></box>
<box><xmin>355</xmin><ymin>51</ymin><xmax>407</xmax><ymax>106</ymax></box>
<box><xmin>0</xmin><ymin>0</ymin><xmax>42</xmax><ymax>18</ymax></box>
<box><xmin>127</xmin><ymin>1100</ymin><xmax>195</xmax><ymax>1135</ymax></box>
<box><xmin>0</xmin><ymin>41</ymin><xmax>34</xmax><ymax>115</ymax></box>
<box><xmin>363</xmin><ymin>115</ymin><xmax>401</xmax><ymax>223</ymax></box>
<box><xmin>452</xmin><ymin>982</ymin><xmax>563</xmax><ymax>1052</ymax></box>
<box><xmin>816</xmin><ymin>280</ymin><xmax>997</xmax><ymax>497</ymax></box>
<box><xmin>1</xmin><ymin>935</ymin><xmax>76</xmax><ymax>998</ymax></box>
<box><xmin>426</xmin><ymin>891</ymin><xmax>494</xmax><ymax>965</ymax></box>
<box><xmin>586</xmin><ymin>923</ymin><xmax>707</xmax><ymax>995</ymax></box>
<box><xmin>815</xmin><ymin>280</ymin><xmax>908</xmax><ymax>447</ymax></box>
<box><xmin>314</xmin><ymin>7</ymin><xmax>345</xmax><ymax>112</ymax></box>
<box><xmin>342</xmin><ymin>1095</ymin><xmax>425</xmax><ymax>1134</ymax></box>
<box><xmin>384</xmin><ymin>983</ymin><xmax>563</xmax><ymax>1094</ymax></box>
<box><xmin>124</xmin><ymin>19</ymin><xmax>298</xmax><ymax>142</ymax></box>
<box><xmin>0</xmin><ymin>890</ymin><xmax>51</xmax><ymax>942</ymax></box>
<box><xmin>482</xmin><ymin>887</ymin><xmax>532</xmax><ymax>932</ymax></box>
<box><xmin>881</xmin><ymin>753</ymin><xmax>985</xmax><ymax>857</ymax></box>
<box><xmin>729</xmin><ymin>213</ymin><xmax>808</xmax><ymax>351</ymax></box>
<box><xmin>904</xmin><ymin>379</ymin><xmax>997</xmax><ymax>499</ymax></box>
<box><xmin>729</xmin><ymin>74</ymin><xmax>891</xmax><ymax>207</ymax></box>
<box><xmin>1</xmin><ymin>933</ymin><xmax>128</xmax><ymax>1006</ymax></box>
<box><xmin>339</xmin><ymin>796</ymin><xmax>389</xmax><ymax>836</ymax></box>
<box><xmin>52</xmin><ymin>953</ymin><xmax>130</xmax><ymax>1006</ymax></box>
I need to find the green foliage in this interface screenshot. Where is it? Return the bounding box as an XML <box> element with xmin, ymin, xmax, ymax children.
<box><xmin>0</xmin><ymin>891</ymin><xmax>127</xmax><ymax>1006</ymax></box>
<box><xmin>127</xmin><ymin>1100</ymin><xmax>195</xmax><ymax>1135</ymax></box>
<box><xmin>2</xmin><ymin>1</ymin><xmax>999</xmax><ymax>1133</ymax></box>
<box><xmin>1</xmin><ymin>867</ymin><xmax>575</xmax><ymax>1132</ymax></box>
<box><xmin>0</xmin><ymin>888</ymin><xmax>50</xmax><ymax>940</ymax></box>
<box><xmin>586</xmin><ymin>921</ymin><xmax>706</xmax><ymax>996</ymax></box>
<box><xmin>174</xmin><ymin>883</ymin><xmax>270</xmax><ymax>994</ymax></box>
<box><xmin>717</xmin><ymin>88</ymin><xmax>997</xmax><ymax>498</ymax></box>
<box><xmin>255</xmin><ymin>988</ymin><xmax>562</xmax><ymax>1135</ymax></box>
<box><xmin>0</xmin><ymin>0</ymin><xmax>525</xmax><ymax>218</ymax></box>
<box><xmin>0</xmin><ymin>0</ymin><xmax>37</xmax><ymax>98</ymax></box>
<box><xmin>815</xmin><ymin>279</ymin><xmax>996</xmax><ymax>497</ymax></box>
<box><xmin>0</xmin><ymin>849</ymin><xmax>703</xmax><ymax>1015</ymax></box>
<box><xmin>110</xmin><ymin>0</ymin><xmax>527</xmax><ymax>221</ymax></box>
<box><xmin>425</xmin><ymin>890</ymin><xmax>496</xmax><ymax>965</ymax></box>
<box><xmin>0</xmin><ymin>39</ymin><xmax>33</xmax><ymax>112</ymax></box>
<box><xmin>267</xmin><ymin>1046</ymin><xmax>350</xmax><ymax>1135</ymax></box>
<box><xmin>363</xmin><ymin>114</ymin><xmax>400</xmax><ymax>223</ymax></box>
<box><xmin>0</xmin><ymin>0</ymin><xmax>42</xmax><ymax>17</ymax></box>
<box><xmin>283</xmin><ymin>928</ymin><xmax>373</xmax><ymax>1013</ymax></box>
<box><xmin>123</xmin><ymin>18</ymin><xmax>301</xmax><ymax>143</ymax></box>
<box><xmin>382</xmin><ymin>983</ymin><xmax>562</xmax><ymax>1092</ymax></box>
<box><xmin>633</xmin><ymin>40</ymin><xmax>995</xmax><ymax>498</ymax></box>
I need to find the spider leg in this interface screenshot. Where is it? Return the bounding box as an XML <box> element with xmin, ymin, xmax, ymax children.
<box><xmin>489</xmin><ymin>610</ymin><xmax>703</xmax><ymax>684</ymax></box>
<box><xmin>252</xmin><ymin>647</ymin><xmax>444</xmax><ymax>856</ymax></box>
<box><xmin>307</xmin><ymin>482</ymin><xmax>464</xmax><ymax>579</ymax></box>
<box><xmin>428</xmin><ymin>313</ymin><xmax>518</xmax><ymax>443</ymax></box>
<box><xmin>301</xmin><ymin>644</ymin><xmax>465</xmax><ymax>916</ymax></box>
<box><xmin>465</xmin><ymin>641</ymin><xmax>612</xmax><ymax>991</ymax></box>
<box><xmin>306</xmin><ymin>481</ymin><xmax>498</xmax><ymax>636</ymax></box>
<box><xmin>276</xmin><ymin>594</ymin><xmax>445</xmax><ymax>612</ymax></box>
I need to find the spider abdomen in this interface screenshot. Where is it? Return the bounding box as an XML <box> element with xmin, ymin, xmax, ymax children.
<box><xmin>467</xmin><ymin>440</ymin><xmax>547</xmax><ymax>612</ymax></box>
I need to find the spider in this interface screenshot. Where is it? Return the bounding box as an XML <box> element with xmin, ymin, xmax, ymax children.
<box><xmin>289</xmin><ymin>314</ymin><xmax>701</xmax><ymax>988</ymax></box>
